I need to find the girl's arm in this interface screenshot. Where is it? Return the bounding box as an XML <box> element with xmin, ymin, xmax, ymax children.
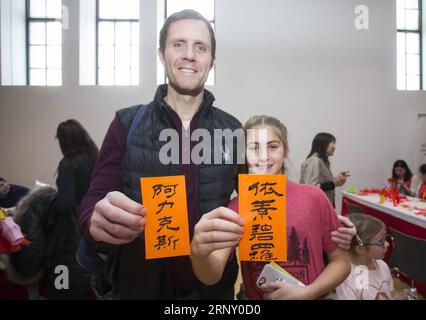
<box><xmin>398</xmin><ymin>180</ymin><xmax>412</xmax><ymax>195</ymax></box>
<box><xmin>190</xmin><ymin>207</ymin><xmax>244</xmax><ymax>285</ymax></box>
<box><xmin>304</xmin><ymin>248</ymin><xmax>351</xmax><ymax>298</ymax></box>
<box><xmin>190</xmin><ymin>247</ymin><xmax>233</xmax><ymax>286</ymax></box>
<box><xmin>261</xmin><ymin>248</ymin><xmax>351</xmax><ymax>300</ymax></box>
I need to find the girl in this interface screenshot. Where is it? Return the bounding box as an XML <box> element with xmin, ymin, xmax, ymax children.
<box><xmin>300</xmin><ymin>133</ymin><xmax>349</xmax><ymax>207</ymax></box>
<box><xmin>190</xmin><ymin>115</ymin><xmax>352</xmax><ymax>300</ymax></box>
<box><xmin>336</xmin><ymin>213</ymin><xmax>393</xmax><ymax>300</ymax></box>
<box><xmin>413</xmin><ymin>164</ymin><xmax>426</xmax><ymax>200</ymax></box>
<box><xmin>388</xmin><ymin>160</ymin><xmax>415</xmax><ymax>196</ymax></box>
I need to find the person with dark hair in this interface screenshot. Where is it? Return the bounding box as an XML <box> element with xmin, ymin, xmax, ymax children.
<box><xmin>300</xmin><ymin>133</ymin><xmax>350</xmax><ymax>206</ymax></box>
<box><xmin>387</xmin><ymin>160</ymin><xmax>415</xmax><ymax>196</ymax></box>
<box><xmin>46</xmin><ymin>119</ymin><xmax>99</xmax><ymax>299</ymax></box>
<box><xmin>53</xmin><ymin>119</ymin><xmax>98</xmax><ymax>217</ymax></box>
<box><xmin>78</xmin><ymin>9</ymin><xmax>243</xmax><ymax>299</ymax></box>
<box><xmin>0</xmin><ymin>177</ymin><xmax>29</xmax><ymax>209</ymax></box>
<box><xmin>413</xmin><ymin>164</ymin><xmax>426</xmax><ymax>200</ymax></box>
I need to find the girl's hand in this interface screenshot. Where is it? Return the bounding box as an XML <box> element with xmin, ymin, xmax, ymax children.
<box><xmin>191</xmin><ymin>207</ymin><xmax>244</xmax><ymax>257</ymax></box>
<box><xmin>260</xmin><ymin>282</ymin><xmax>314</xmax><ymax>300</ymax></box>
<box><xmin>330</xmin><ymin>215</ymin><xmax>357</xmax><ymax>250</ymax></box>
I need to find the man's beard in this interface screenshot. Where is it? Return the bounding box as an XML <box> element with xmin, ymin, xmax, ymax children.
<box><xmin>165</xmin><ymin>66</ymin><xmax>208</xmax><ymax>97</ymax></box>
<box><xmin>168</xmin><ymin>79</ymin><xmax>205</xmax><ymax>97</ymax></box>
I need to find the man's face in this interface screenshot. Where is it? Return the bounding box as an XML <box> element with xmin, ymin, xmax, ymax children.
<box><xmin>159</xmin><ymin>19</ymin><xmax>215</xmax><ymax>96</ymax></box>
<box><xmin>0</xmin><ymin>180</ymin><xmax>10</xmax><ymax>196</ymax></box>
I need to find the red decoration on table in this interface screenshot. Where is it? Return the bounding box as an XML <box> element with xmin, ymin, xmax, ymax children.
<box><xmin>356</xmin><ymin>187</ymin><xmax>407</xmax><ymax>207</ymax></box>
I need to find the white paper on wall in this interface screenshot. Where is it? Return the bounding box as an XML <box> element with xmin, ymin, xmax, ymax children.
<box><xmin>413</xmin><ymin>114</ymin><xmax>426</xmax><ymax>174</ymax></box>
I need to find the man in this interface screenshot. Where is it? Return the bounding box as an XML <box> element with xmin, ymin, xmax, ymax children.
<box><xmin>0</xmin><ymin>177</ymin><xmax>29</xmax><ymax>208</ymax></box>
<box><xmin>78</xmin><ymin>9</ymin><xmax>243</xmax><ymax>299</ymax></box>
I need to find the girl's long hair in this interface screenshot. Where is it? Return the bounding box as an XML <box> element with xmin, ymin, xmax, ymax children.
<box><xmin>306</xmin><ymin>132</ymin><xmax>336</xmax><ymax>167</ymax></box>
<box><xmin>392</xmin><ymin>159</ymin><xmax>413</xmax><ymax>182</ymax></box>
<box><xmin>56</xmin><ymin>119</ymin><xmax>99</xmax><ymax>173</ymax></box>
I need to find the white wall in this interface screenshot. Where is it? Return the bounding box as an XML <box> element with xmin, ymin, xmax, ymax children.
<box><xmin>1</xmin><ymin>0</ymin><xmax>426</xmax><ymax>212</ymax></box>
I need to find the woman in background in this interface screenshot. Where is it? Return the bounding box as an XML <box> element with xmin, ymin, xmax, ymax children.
<box><xmin>388</xmin><ymin>160</ymin><xmax>415</xmax><ymax>196</ymax></box>
<box><xmin>48</xmin><ymin>119</ymin><xmax>99</xmax><ymax>299</ymax></box>
<box><xmin>300</xmin><ymin>133</ymin><xmax>349</xmax><ymax>207</ymax></box>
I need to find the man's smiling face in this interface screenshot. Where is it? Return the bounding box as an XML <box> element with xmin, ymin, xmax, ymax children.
<box><xmin>159</xmin><ymin>19</ymin><xmax>215</xmax><ymax>96</ymax></box>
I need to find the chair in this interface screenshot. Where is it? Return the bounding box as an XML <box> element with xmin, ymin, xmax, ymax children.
<box><xmin>389</xmin><ymin>227</ymin><xmax>426</xmax><ymax>298</ymax></box>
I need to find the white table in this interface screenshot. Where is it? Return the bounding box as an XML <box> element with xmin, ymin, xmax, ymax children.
<box><xmin>341</xmin><ymin>191</ymin><xmax>426</xmax><ymax>229</ymax></box>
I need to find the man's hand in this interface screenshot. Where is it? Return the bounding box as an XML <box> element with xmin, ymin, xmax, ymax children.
<box><xmin>331</xmin><ymin>215</ymin><xmax>357</xmax><ymax>250</ymax></box>
<box><xmin>89</xmin><ymin>191</ymin><xmax>146</xmax><ymax>245</ymax></box>
<box><xmin>191</xmin><ymin>207</ymin><xmax>244</xmax><ymax>258</ymax></box>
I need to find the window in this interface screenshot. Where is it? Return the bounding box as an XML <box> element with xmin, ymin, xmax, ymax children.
<box><xmin>96</xmin><ymin>0</ymin><xmax>140</xmax><ymax>85</ymax></box>
<box><xmin>397</xmin><ymin>0</ymin><xmax>422</xmax><ymax>90</ymax></box>
<box><xmin>157</xmin><ymin>0</ymin><xmax>215</xmax><ymax>85</ymax></box>
<box><xmin>27</xmin><ymin>0</ymin><xmax>63</xmax><ymax>86</ymax></box>
<box><xmin>1</xmin><ymin>0</ymin><xmax>62</xmax><ymax>86</ymax></box>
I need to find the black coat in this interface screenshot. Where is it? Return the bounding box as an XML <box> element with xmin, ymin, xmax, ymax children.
<box><xmin>116</xmin><ymin>85</ymin><xmax>243</xmax><ymax>299</ymax></box>
<box><xmin>9</xmin><ymin>186</ymin><xmax>57</xmax><ymax>280</ymax></box>
<box><xmin>8</xmin><ymin>172</ymin><xmax>92</xmax><ymax>297</ymax></box>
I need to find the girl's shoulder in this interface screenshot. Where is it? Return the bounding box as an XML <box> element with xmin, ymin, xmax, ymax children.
<box><xmin>288</xmin><ymin>179</ymin><xmax>328</xmax><ymax>199</ymax></box>
<box><xmin>374</xmin><ymin>259</ymin><xmax>391</xmax><ymax>273</ymax></box>
<box><xmin>302</xmin><ymin>153</ymin><xmax>321</xmax><ymax>165</ymax></box>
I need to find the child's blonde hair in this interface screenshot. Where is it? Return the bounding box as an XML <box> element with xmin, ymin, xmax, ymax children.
<box><xmin>347</xmin><ymin>213</ymin><xmax>386</xmax><ymax>252</ymax></box>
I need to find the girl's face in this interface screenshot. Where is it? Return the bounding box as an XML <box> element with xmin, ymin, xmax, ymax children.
<box><xmin>394</xmin><ymin>166</ymin><xmax>406</xmax><ymax>179</ymax></box>
<box><xmin>246</xmin><ymin>125</ymin><xmax>286</xmax><ymax>175</ymax></box>
<box><xmin>326</xmin><ymin>141</ymin><xmax>336</xmax><ymax>157</ymax></box>
<box><xmin>365</xmin><ymin>228</ymin><xmax>389</xmax><ymax>260</ymax></box>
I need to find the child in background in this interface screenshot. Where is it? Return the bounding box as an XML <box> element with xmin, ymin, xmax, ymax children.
<box><xmin>190</xmin><ymin>115</ymin><xmax>353</xmax><ymax>300</ymax></box>
<box><xmin>387</xmin><ymin>160</ymin><xmax>415</xmax><ymax>196</ymax></box>
<box><xmin>336</xmin><ymin>213</ymin><xmax>393</xmax><ymax>300</ymax></box>
<box><xmin>413</xmin><ymin>164</ymin><xmax>426</xmax><ymax>200</ymax></box>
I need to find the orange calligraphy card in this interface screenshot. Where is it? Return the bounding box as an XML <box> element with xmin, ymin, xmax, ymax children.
<box><xmin>238</xmin><ymin>174</ymin><xmax>287</xmax><ymax>262</ymax></box>
<box><xmin>141</xmin><ymin>176</ymin><xmax>190</xmax><ymax>259</ymax></box>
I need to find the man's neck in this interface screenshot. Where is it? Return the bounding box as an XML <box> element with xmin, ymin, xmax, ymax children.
<box><xmin>164</xmin><ymin>85</ymin><xmax>204</xmax><ymax>124</ymax></box>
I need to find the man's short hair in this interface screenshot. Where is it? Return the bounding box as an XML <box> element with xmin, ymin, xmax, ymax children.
<box><xmin>159</xmin><ymin>9</ymin><xmax>216</xmax><ymax>59</ymax></box>
<box><xmin>0</xmin><ymin>177</ymin><xmax>5</xmax><ymax>182</ymax></box>
<box><xmin>420</xmin><ymin>164</ymin><xmax>426</xmax><ymax>175</ymax></box>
